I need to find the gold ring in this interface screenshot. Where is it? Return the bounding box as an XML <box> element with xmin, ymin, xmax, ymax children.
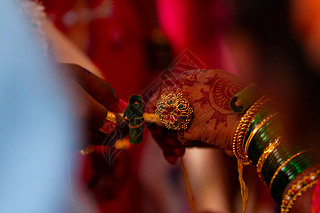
<box><xmin>155</xmin><ymin>93</ymin><xmax>193</xmax><ymax>130</ymax></box>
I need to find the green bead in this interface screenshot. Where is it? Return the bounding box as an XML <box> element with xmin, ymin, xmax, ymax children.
<box><xmin>169</xmin><ymin>100</ymin><xmax>173</xmax><ymax>105</ymax></box>
<box><xmin>178</xmin><ymin>104</ymin><xmax>183</xmax><ymax>109</ymax></box>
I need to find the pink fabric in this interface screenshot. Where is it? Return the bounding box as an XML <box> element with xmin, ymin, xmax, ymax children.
<box><xmin>119</xmin><ymin>98</ymin><xmax>128</xmax><ymax>110</ymax></box>
<box><xmin>156</xmin><ymin>0</ymin><xmax>237</xmax><ymax>74</ymax></box>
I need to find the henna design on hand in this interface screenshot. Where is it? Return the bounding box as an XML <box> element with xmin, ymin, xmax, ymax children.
<box><xmin>194</xmin><ymin>73</ymin><xmax>245</xmax><ymax>130</ymax></box>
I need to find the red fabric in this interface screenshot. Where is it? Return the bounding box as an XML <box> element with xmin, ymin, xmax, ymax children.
<box><xmin>87</xmin><ymin>0</ymin><xmax>147</xmax><ymax>100</ymax></box>
<box><xmin>40</xmin><ymin>1</ymin><xmax>148</xmax><ymax>212</ymax></box>
<box><xmin>156</xmin><ymin>0</ymin><xmax>237</xmax><ymax>74</ymax></box>
<box><xmin>311</xmin><ymin>177</ymin><xmax>320</xmax><ymax>213</ymax></box>
<box><xmin>41</xmin><ymin>0</ymin><xmax>148</xmax><ymax>101</ymax></box>
<box><xmin>40</xmin><ymin>1</ymin><xmax>239</xmax><ymax>212</ymax></box>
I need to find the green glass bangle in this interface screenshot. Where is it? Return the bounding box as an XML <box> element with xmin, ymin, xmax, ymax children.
<box><xmin>270</xmin><ymin>151</ymin><xmax>316</xmax><ymax>203</ymax></box>
<box><xmin>262</xmin><ymin>144</ymin><xmax>303</xmax><ymax>185</ymax></box>
<box><xmin>271</xmin><ymin>153</ymin><xmax>314</xmax><ymax>193</ymax></box>
<box><xmin>248</xmin><ymin>117</ymin><xmax>281</xmax><ymax>165</ymax></box>
<box><xmin>244</xmin><ymin>104</ymin><xmax>274</xmax><ymax>142</ymax></box>
<box><xmin>261</xmin><ymin>143</ymin><xmax>304</xmax><ymax>185</ymax></box>
<box><xmin>272</xmin><ymin>151</ymin><xmax>313</xmax><ymax>188</ymax></box>
<box><xmin>253</xmin><ymin>116</ymin><xmax>282</xmax><ymax>146</ymax></box>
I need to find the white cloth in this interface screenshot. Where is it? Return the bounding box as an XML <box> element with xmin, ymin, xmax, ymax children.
<box><xmin>0</xmin><ymin>1</ymin><xmax>78</xmax><ymax>212</ymax></box>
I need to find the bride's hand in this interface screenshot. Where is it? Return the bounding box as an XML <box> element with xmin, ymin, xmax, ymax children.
<box><xmin>147</xmin><ymin>69</ymin><xmax>247</xmax><ymax>154</ymax></box>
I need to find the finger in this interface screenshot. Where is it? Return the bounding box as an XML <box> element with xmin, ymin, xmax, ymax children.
<box><xmin>148</xmin><ymin>124</ymin><xmax>182</xmax><ymax>148</ymax></box>
<box><xmin>147</xmin><ymin>123</ymin><xmax>164</xmax><ymax>135</ymax></box>
<box><xmin>164</xmin><ymin>129</ymin><xmax>184</xmax><ymax>147</ymax></box>
<box><xmin>177</xmin><ymin>130</ymin><xmax>192</xmax><ymax>145</ymax></box>
<box><xmin>161</xmin><ymin>140</ymin><xmax>185</xmax><ymax>157</ymax></box>
<box><xmin>181</xmin><ymin>117</ymin><xmax>203</xmax><ymax>143</ymax></box>
<box><xmin>59</xmin><ymin>63</ymin><xmax>123</xmax><ymax>112</ymax></box>
<box><xmin>164</xmin><ymin>153</ymin><xmax>178</xmax><ymax>165</ymax></box>
<box><xmin>166</xmin><ymin>137</ymin><xmax>183</xmax><ymax>147</ymax></box>
<box><xmin>172</xmin><ymin>147</ymin><xmax>185</xmax><ymax>156</ymax></box>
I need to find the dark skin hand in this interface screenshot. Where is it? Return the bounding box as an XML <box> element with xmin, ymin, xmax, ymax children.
<box><xmin>88</xmin><ymin>150</ymin><xmax>130</xmax><ymax>201</ymax></box>
<box><xmin>57</xmin><ymin>63</ymin><xmax>129</xmax><ymax>200</ymax></box>
<box><xmin>146</xmin><ymin>69</ymin><xmax>247</xmax><ymax>163</ymax></box>
<box><xmin>57</xmin><ymin>63</ymin><xmax>128</xmax><ymax>147</ymax></box>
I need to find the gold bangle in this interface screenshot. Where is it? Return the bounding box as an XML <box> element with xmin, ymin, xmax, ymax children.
<box><xmin>269</xmin><ymin>150</ymin><xmax>310</xmax><ymax>188</ymax></box>
<box><xmin>256</xmin><ymin>137</ymin><xmax>281</xmax><ymax>181</ymax></box>
<box><xmin>244</xmin><ymin>112</ymin><xmax>279</xmax><ymax>159</ymax></box>
<box><xmin>280</xmin><ymin>170</ymin><xmax>320</xmax><ymax>213</ymax></box>
<box><xmin>233</xmin><ymin>95</ymin><xmax>270</xmax><ymax>163</ymax></box>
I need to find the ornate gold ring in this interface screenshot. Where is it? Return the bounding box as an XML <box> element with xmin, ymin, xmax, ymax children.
<box><xmin>155</xmin><ymin>93</ymin><xmax>193</xmax><ymax>130</ymax></box>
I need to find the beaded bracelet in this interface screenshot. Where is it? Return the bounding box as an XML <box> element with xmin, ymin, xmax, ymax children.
<box><xmin>280</xmin><ymin>170</ymin><xmax>320</xmax><ymax>213</ymax></box>
<box><xmin>233</xmin><ymin>95</ymin><xmax>270</xmax><ymax>163</ymax></box>
<box><xmin>270</xmin><ymin>150</ymin><xmax>315</xmax><ymax>203</ymax></box>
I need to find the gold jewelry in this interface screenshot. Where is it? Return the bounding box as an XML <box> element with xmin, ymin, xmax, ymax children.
<box><xmin>244</xmin><ymin>112</ymin><xmax>279</xmax><ymax>159</ymax></box>
<box><xmin>155</xmin><ymin>93</ymin><xmax>193</xmax><ymax>130</ymax></box>
<box><xmin>269</xmin><ymin>150</ymin><xmax>310</xmax><ymax>188</ymax></box>
<box><xmin>128</xmin><ymin>117</ymin><xmax>145</xmax><ymax>128</ymax></box>
<box><xmin>79</xmin><ymin>145</ymin><xmax>95</xmax><ymax>155</ymax></box>
<box><xmin>115</xmin><ymin>138</ymin><xmax>131</xmax><ymax>150</ymax></box>
<box><xmin>280</xmin><ymin>170</ymin><xmax>320</xmax><ymax>213</ymax></box>
<box><xmin>256</xmin><ymin>137</ymin><xmax>281</xmax><ymax>181</ymax></box>
<box><xmin>106</xmin><ymin>111</ymin><xmax>117</xmax><ymax>123</ymax></box>
<box><xmin>233</xmin><ymin>95</ymin><xmax>270</xmax><ymax>164</ymax></box>
<box><xmin>231</xmin><ymin>96</ymin><xmax>270</xmax><ymax>213</ymax></box>
<box><xmin>99</xmin><ymin>111</ymin><xmax>118</xmax><ymax>134</ymax></box>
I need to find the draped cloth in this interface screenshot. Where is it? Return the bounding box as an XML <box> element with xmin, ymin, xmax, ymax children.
<box><xmin>311</xmin><ymin>177</ymin><xmax>320</xmax><ymax>213</ymax></box>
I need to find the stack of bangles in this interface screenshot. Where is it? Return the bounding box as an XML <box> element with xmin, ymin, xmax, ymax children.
<box><xmin>231</xmin><ymin>85</ymin><xmax>320</xmax><ymax>212</ymax></box>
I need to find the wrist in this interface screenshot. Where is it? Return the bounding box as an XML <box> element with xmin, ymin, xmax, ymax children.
<box><xmin>281</xmin><ymin>164</ymin><xmax>320</xmax><ymax>213</ymax></box>
<box><xmin>230</xmin><ymin>86</ymin><xmax>320</xmax><ymax>212</ymax></box>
